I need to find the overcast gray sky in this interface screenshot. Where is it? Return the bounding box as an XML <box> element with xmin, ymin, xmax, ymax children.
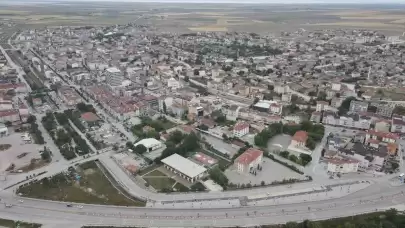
<box><xmin>13</xmin><ymin>0</ymin><xmax>405</xmax><ymax>3</ymax></box>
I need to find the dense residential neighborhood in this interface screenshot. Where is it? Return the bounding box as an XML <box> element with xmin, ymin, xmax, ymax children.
<box><xmin>1</xmin><ymin>3</ymin><xmax>405</xmax><ymax>227</ymax></box>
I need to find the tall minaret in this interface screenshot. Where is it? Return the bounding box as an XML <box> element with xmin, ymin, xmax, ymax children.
<box><xmin>367</xmin><ymin>66</ymin><xmax>371</xmax><ymax>81</ymax></box>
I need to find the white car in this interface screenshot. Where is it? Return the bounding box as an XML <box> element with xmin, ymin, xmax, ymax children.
<box><xmin>18</xmin><ymin>200</ymin><xmax>24</xmax><ymax>203</ymax></box>
<box><xmin>77</xmin><ymin>205</ymin><xmax>83</xmax><ymax>209</ymax></box>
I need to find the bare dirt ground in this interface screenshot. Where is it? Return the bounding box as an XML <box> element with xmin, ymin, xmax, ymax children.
<box><xmin>0</xmin><ymin>133</ymin><xmax>42</xmax><ymax>172</ymax></box>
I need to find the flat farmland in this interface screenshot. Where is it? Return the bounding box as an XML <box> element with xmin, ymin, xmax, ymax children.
<box><xmin>0</xmin><ymin>2</ymin><xmax>404</xmax><ymax>32</ymax></box>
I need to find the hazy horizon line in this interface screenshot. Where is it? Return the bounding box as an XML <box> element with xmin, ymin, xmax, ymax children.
<box><xmin>2</xmin><ymin>0</ymin><xmax>405</xmax><ymax>4</ymax></box>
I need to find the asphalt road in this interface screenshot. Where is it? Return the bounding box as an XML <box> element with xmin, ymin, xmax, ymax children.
<box><xmin>0</xmin><ymin>183</ymin><xmax>404</xmax><ymax>227</ymax></box>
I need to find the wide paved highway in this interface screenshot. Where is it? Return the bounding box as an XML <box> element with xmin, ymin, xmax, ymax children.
<box><xmin>0</xmin><ymin>179</ymin><xmax>404</xmax><ymax>227</ymax></box>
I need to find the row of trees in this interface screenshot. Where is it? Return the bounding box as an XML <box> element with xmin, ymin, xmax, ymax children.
<box><xmin>27</xmin><ymin>115</ymin><xmax>45</xmax><ymax>144</ymax></box>
<box><xmin>157</xmin><ymin>132</ymin><xmax>200</xmax><ymax>162</ymax></box>
<box><xmin>41</xmin><ymin>111</ymin><xmax>92</xmax><ymax>160</ymax></box>
<box><xmin>254</xmin><ymin>121</ymin><xmax>324</xmax><ymax>152</ymax></box>
<box><xmin>279</xmin><ymin>151</ymin><xmax>312</xmax><ymax>166</ymax></box>
<box><xmin>209</xmin><ymin>167</ymin><xmax>229</xmax><ymax>188</ymax></box>
<box><xmin>64</xmin><ymin>109</ymin><xmax>86</xmax><ymax>132</ymax></box>
<box><xmin>338</xmin><ymin>96</ymin><xmax>357</xmax><ymax>116</ymax></box>
<box><xmin>131</xmin><ymin>117</ymin><xmax>173</xmax><ymax>140</ymax></box>
<box><xmin>260</xmin><ymin>209</ymin><xmax>404</xmax><ymax>228</ymax></box>
<box><xmin>53</xmin><ymin>112</ymin><xmax>91</xmax><ymax>155</ymax></box>
<box><xmin>41</xmin><ymin>112</ymin><xmax>77</xmax><ymax>160</ymax></box>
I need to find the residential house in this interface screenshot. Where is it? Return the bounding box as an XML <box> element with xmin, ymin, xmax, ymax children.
<box><xmin>234</xmin><ymin>148</ymin><xmax>263</xmax><ymax>173</ymax></box>
<box><xmin>374</xmin><ymin>120</ymin><xmax>391</xmax><ymax>132</ymax></box>
<box><xmin>58</xmin><ymin>86</ymin><xmax>82</xmax><ymax>107</ymax></box>
<box><xmin>349</xmin><ymin>100</ymin><xmax>369</xmax><ymax>113</ymax></box>
<box><xmin>310</xmin><ymin>111</ymin><xmax>322</xmax><ymax>123</ymax></box>
<box><xmin>290</xmin><ymin>131</ymin><xmax>308</xmax><ymax>148</ymax></box>
<box><xmin>233</xmin><ymin>121</ymin><xmax>249</xmax><ymax>138</ymax></box>
<box><xmin>372</xmin><ymin>102</ymin><xmax>395</xmax><ymax>118</ymax></box>
<box><xmin>270</xmin><ymin>103</ymin><xmax>282</xmax><ymax>115</ymax></box>
<box><xmin>281</xmin><ymin>93</ymin><xmax>292</xmax><ymax>102</ymax></box>
<box><xmin>225</xmin><ymin>104</ymin><xmax>239</xmax><ymax>121</ymax></box>
<box><xmin>316</xmin><ymin>101</ymin><xmax>329</xmax><ymax>112</ymax></box>
<box><xmin>391</xmin><ymin>115</ymin><xmax>405</xmax><ymax>133</ymax></box>
<box><xmin>274</xmin><ymin>84</ymin><xmax>289</xmax><ymax>94</ymax></box>
<box><xmin>339</xmin><ymin>143</ymin><xmax>388</xmax><ymax>170</ymax></box>
<box><xmin>365</xmin><ymin>130</ymin><xmax>399</xmax><ymax>144</ymax></box>
<box><xmin>327</xmin><ymin>158</ymin><xmax>360</xmax><ymax>174</ymax></box>
<box><xmin>331</xmin><ymin>97</ymin><xmax>343</xmax><ymax>108</ymax></box>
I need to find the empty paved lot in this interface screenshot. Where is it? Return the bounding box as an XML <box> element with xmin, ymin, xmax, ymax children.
<box><xmin>225</xmin><ymin>157</ymin><xmax>304</xmax><ymax>186</ymax></box>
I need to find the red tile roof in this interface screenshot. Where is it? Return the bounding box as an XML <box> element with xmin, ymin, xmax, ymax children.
<box><xmin>387</xmin><ymin>143</ymin><xmax>398</xmax><ymax>155</ymax></box>
<box><xmin>328</xmin><ymin>158</ymin><xmax>359</xmax><ymax>165</ymax></box>
<box><xmin>292</xmin><ymin>130</ymin><xmax>308</xmax><ymax>143</ymax></box>
<box><xmin>367</xmin><ymin>129</ymin><xmax>399</xmax><ymax>140</ymax></box>
<box><xmin>179</xmin><ymin>125</ymin><xmax>195</xmax><ymax>134</ymax></box>
<box><xmin>235</xmin><ymin>148</ymin><xmax>263</xmax><ymax>165</ymax></box>
<box><xmin>0</xmin><ymin>83</ymin><xmax>24</xmax><ymax>90</ymax></box>
<box><xmin>0</xmin><ymin>109</ymin><xmax>19</xmax><ymax>117</ymax></box>
<box><xmin>234</xmin><ymin>121</ymin><xmax>249</xmax><ymax>131</ymax></box>
<box><xmin>367</xmin><ymin>139</ymin><xmax>380</xmax><ymax>144</ymax></box>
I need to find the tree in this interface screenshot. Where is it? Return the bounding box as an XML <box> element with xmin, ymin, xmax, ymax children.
<box><xmin>301</xmin><ymin>120</ymin><xmax>313</xmax><ymax>132</ymax></box>
<box><xmin>377</xmin><ymin>89</ymin><xmax>384</xmax><ymax>96</ymax></box>
<box><xmin>367</xmin><ymin>105</ymin><xmax>377</xmax><ymax>113</ymax></box>
<box><xmin>126</xmin><ymin>141</ymin><xmax>135</xmax><ymax>150</ymax></box>
<box><xmin>198</xmin><ymin>124</ymin><xmax>209</xmax><ymax>131</ymax></box>
<box><xmin>27</xmin><ymin>115</ymin><xmax>37</xmax><ymax>124</ymax></box>
<box><xmin>393</xmin><ymin>106</ymin><xmax>405</xmax><ymax>115</ymax></box>
<box><xmin>268</xmin><ymin>84</ymin><xmax>274</xmax><ymax>91</ymax></box>
<box><xmin>391</xmin><ymin>162</ymin><xmax>399</xmax><ymax>170</ymax></box>
<box><xmin>317</xmin><ymin>91</ymin><xmax>327</xmax><ymax>101</ymax></box>
<box><xmin>163</xmin><ymin>101</ymin><xmax>167</xmax><ymax>114</ymax></box>
<box><xmin>76</xmin><ymin>102</ymin><xmax>88</xmax><ymax>112</ymax></box>
<box><xmin>209</xmin><ymin>167</ymin><xmax>228</xmax><ymax>187</ymax></box>
<box><xmin>40</xmin><ymin>148</ymin><xmax>51</xmax><ymax>162</ymax></box>
<box><xmin>167</xmin><ymin>130</ymin><xmax>184</xmax><ymax>144</ymax></box>
<box><xmin>300</xmin><ymin>153</ymin><xmax>313</xmax><ymax>166</ymax></box>
<box><xmin>134</xmin><ymin>144</ymin><xmax>147</xmax><ymax>154</ymax></box>
<box><xmin>4</xmin><ymin>121</ymin><xmax>12</xmax><ymax>127</ymax></box>
<box><xmin>184</xmin><ymin>76</ymin><xmax>189</xmax><ymax>82</ymax></box>
<box><xmin>222</xmin><ymin>133</ymin><xmax>228</xmax><ymax>141</ymax></box>
<box><xmin>338</xmin><ymin>97</ymin><xmax>356</xmax><ymax>116</ymax></box>
<box><xmin>215</xmin><ymin>114</ymin><xmax>226</xmax><ymax>124</ymax></box>
<box><xmin>193</xmin><ymin>69</ymin><xmax>199</xmax><ymax>76</ymax></box>
<box><xmin>285</xmin><ymin>222</ymin><xmax>299</xmax><ymax>228</ymax></box>
<box><xmin>280</xmin><ymin>151</ymin><xmax>290</xmax><ymax>158</ymax></box>
<box><xmin>289</xmin><ymin>154</ymin><xmax>298</xmax><ymax>163</ymax></box>
<box><xmin>308</xmin><ymin>91</ymin><xmax>317</xmax><ymax>97</ymax></box>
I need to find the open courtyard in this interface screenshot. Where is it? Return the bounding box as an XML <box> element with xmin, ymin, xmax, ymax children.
<box><xmin>141</xmin><ymin>167</ymin><xmax>190</xmax><ymax>192</ymax></box>
<box><xmin>225</xmin><ymin>157</ymin><xmax>305</xmax><ymax>186</ymax></box>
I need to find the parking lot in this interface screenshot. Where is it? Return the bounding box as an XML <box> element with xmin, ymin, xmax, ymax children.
<box><xmin>225</xmin><ymin>157</ymin><xmax>305</xmax><ymax>186</ymax></box>
<box><xmin>0</xmin><ymin>133</ymin><xmax>43</xmax><ymax>172</ymax></box>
